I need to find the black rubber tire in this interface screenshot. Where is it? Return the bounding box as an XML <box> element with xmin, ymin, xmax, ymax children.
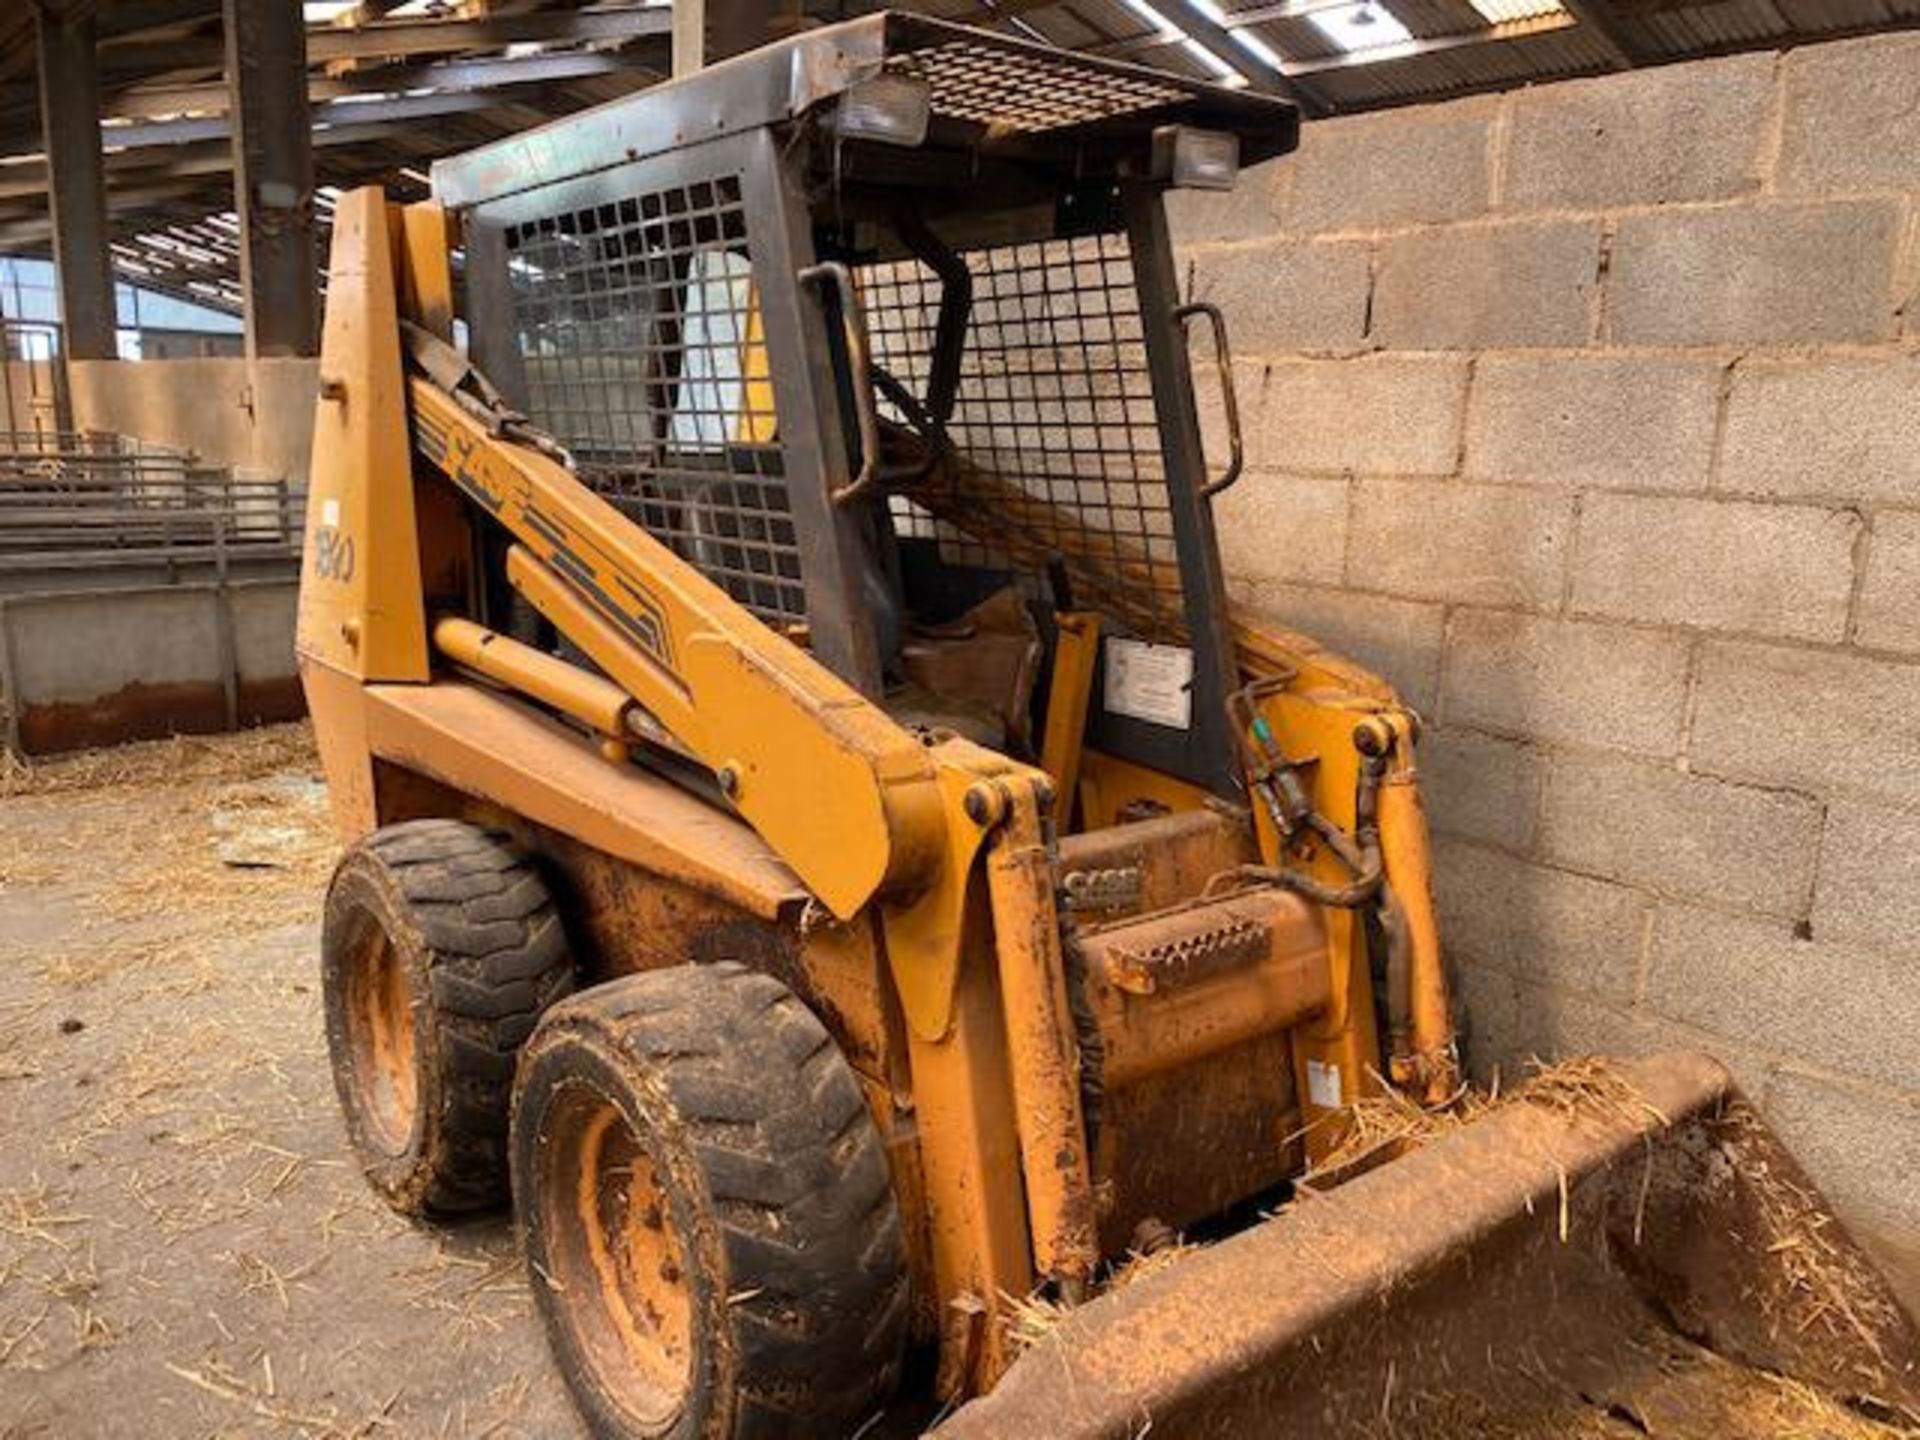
<box><xmin>512</xmin><ymin>962</ymin><xmax>909</xmax><ymax>1440</ymax></box>
<box><xmin>322</xmin><ymin>818</ymin><xmax>573</xmax><ymax>1217</ymax></box>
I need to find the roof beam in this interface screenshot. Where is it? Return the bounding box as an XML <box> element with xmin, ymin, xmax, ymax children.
<box><xmin>1280</xmin><ymin>11</ymin><xmax>1579</xmax><ymax>74</ymax></box>
<box><xmin>332</xmin><ymin>0</ymin><xmax>405</xmax><ymax>26</ymax></box>
<box><xmin>0</xmin><ymin>178</ymin><xmax>215</xmax><ymax>243</ymax></box>
<box><xmin>946</xmin><ymin>0</ymin><xmax>1064</xmax><ymax>21</ymax></box>
<box><xmin>2</xmin><ymin>83</ymin><xmax>577</xmax><ymax>160</ymax></box>
<box><xmin>1229</xmin><ymin>0</ymin><xmax>1396</xmax><ymax>19</ymax></box>
<box><xmin>76</xmin><ymin>48</ymin><xmax>649</xmax><ymax>121</ymax></box>
<box><xmin>98</xmin><ymin>1</ymin><xmax>222</xmax><ymax>44</ymax></box>
<box><xmin>0</xmin><ymin>47</ymin><xmax>655</xmax><ymax>143</ymax></box>
<box><xmin>0</xmin><ymin>119</ymin><xmax>430</xmax><ymax>200</ymax></box>
<box><xmin>1160</xmin><ymin>0</ymin><xmax>1322</xmax><ymax>110</ymax></box>
<box><xmin>96</xmin><ymin>6</ymin><xmax>672</xmax><ymax>77</ymax></box>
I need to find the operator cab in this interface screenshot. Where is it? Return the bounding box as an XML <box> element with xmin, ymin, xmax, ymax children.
<box><xmin>435</xmin><ymin>11</ymin><xmax>1298</xmax><ymax>821</ymax></box>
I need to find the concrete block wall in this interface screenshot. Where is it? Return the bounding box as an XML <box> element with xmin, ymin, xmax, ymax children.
<box><xmin>68</xmin><ymin>356</ymin><xmax>320</xmax><ymax>486</ymax></box>
<box><xmin>1173</xmin><ymin>32</ymin><xmax>1920</xmax><ymax>1279</ymax></box>
<box><xmin>0</xmin><ymin>580</ymin><xmax>302</xmax><ymax>756</ymax></box>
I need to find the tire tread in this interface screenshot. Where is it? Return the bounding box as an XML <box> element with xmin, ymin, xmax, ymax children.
<box><xmin>519</xmin><ymin>962</ymin><xmax>907</xmax><ymax>1438</ymax></box>
<box><xmin>325</xmin><ymin>819</ymin><xmax>572</xmax><ymax>1215</ymax></box>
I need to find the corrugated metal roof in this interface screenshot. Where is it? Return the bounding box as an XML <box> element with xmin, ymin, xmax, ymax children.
<box><xmin>1466</xmin><ymin>0</ymin><xmax>1568</xmax><ymax>23</ymax></box>
<box><xmin>1008</xmin><ymin>0</ymin><xmax>1916</xmax><ymax>115</ymax></box>
<box><xmin>1303</xmin><ymin>21</ymin><xmax>1611</xmax><ymax>103</ymax></box>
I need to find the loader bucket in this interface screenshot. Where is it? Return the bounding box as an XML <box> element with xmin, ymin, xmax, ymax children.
<box><xmin>940</xmin><ymin>1054</ymin><xmax>1920</xmax><ymax>1439</ymax></box>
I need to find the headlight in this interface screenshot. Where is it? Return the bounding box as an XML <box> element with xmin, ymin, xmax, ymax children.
<box><xmin>1153</xmin><ymin>125</ymin><xmax>1241</xmax><ymax>191</ymax></box>
<box><xmin>834</xmin><ymin>73</ymin><xmax>932</xmax><ymax>148</ymax></box>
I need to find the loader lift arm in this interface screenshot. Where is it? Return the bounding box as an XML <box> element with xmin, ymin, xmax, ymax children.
<box><xmin>402</xmin><ymin>342</ymin><xmax>947</xmax><ymax>924</ymax></box>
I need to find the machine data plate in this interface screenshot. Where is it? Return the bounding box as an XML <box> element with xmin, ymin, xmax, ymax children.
<box><xmin>1104</xmin><ymin>637</ymin><xmax>1194</xmax><ymax>730</ymax></box>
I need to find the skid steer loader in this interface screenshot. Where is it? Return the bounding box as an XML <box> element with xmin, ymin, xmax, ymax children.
<box><xmin>297</xmin><ymin>12</ymin><xmax>1919</xmax><ymax>1437</ymax></box>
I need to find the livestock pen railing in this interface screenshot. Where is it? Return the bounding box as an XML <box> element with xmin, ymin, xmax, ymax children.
<box><xmin>0</xmin><ymin>430</ymin><xmax>304</xmax><ymax>576</ymax></box>
<box><xmin>0</xmin><ymin>428</ymin><xmax>308</xmax><ymax>756</ymax></box>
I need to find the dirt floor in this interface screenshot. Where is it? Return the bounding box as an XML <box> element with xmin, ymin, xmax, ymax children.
<box><xmin>0</xmin><ymin>725</ymin><xmax>586</xmax><ymax>1439</ymax></box>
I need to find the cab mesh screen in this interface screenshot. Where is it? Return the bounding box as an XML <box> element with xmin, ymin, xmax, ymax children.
<box><xmin>892</xmin><ymin>40</ymin><xmax>1193</xmax><ymax>136</ymax></box>
<box><xmin>502</xmin><ymin>177</ymin><xmax>806</xmax><ymax>628</ymax></box>
<box><xmin>862</xmin><ymin>231</ymin><xmax>1186</xmax><ymax>643</ymax></box>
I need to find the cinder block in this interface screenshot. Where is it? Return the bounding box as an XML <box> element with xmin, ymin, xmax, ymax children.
<box><xmin>232</xmin><ymin>584</ymin><xmax>300</xmax><ymax>684</ymax></box>
<box><xmin>1720</xmin><ymin>355</ymin><xmax>1920</xmax><ymax>503</ymax></box>
<box><xmin>1504</xmin><ymin>983</ymin><xmax>1636</xmax><ymax>1077</ymax></box>
<box><xmin>1274</xmin><ymin>100</ymin><xmax>1495</xmax><ymax>234</ymax></box>
<box><xmin>1596</xmin><ymin>1007</ymin><xmax>1780</xmax><ymax>1101</ymax></box>
<box><xmin>1440</xmin><ymin>610</ymin><xmax>1691</xmax><ymax>756</ymax></box>
<box><xmin>1417</xmin><ymin>726</ymin><xmax>1545</xmax><ymax>850</ymax></box>
<box><xmin>1900</xmin><ymin>209</ymin><xmax>1920</xmax><ymax>344</ymax></box>
<box><xmin>1186</xmin><ymin>239</ymin><xmax>1371</xmax><ymax>352</ymax></box>
<box><xmin>1537</xmin><ymin>751</ymin><xmax>1820</xmax><ymax>918</ymax></box>
<box><xmin>1766</xmin><ymin>1069</ymin><xmax>1920</xmax><ymax>1237</ymax></box>
<box><xmin>1192</xmin><ymin>358</ymin><xmax>1256</xmax><ymax>466</ymax></box>
<box><xmin>1502</xmin><ymin>53</ymin><xmax>1774</xmax><ymax>211</ymax></box>
<box><xmin>1348</xmin><ymin>478</ymin><xmax>1571</xmax><ymax>609</ymax></box>
<box><xmin>1432</xmin><ymin>839</ymin><xmax>1646</xmax><ymax>1002</ymax></box>
<box><xmin>1370</xmin><ymin>220</ymin><xmax>1601</xmax><ymax>350</ymax></box>
<box><xmin>8</xmin><ymin>588</ymin><xmax>221</xmax><ymax>701</ymax></box>
<box><xmin>1645</xmin><ymin>904</ymin><xmax>1917</xmax><ymax>1096</ymax></box>
<box><xmin>1569</xmin><ymin>494</ymin><xmax>1859</xmax><ymax>643</ymax></box>
<box><xmin>1691</xmin><ymin>641</ymin><xmax>1920</xmax><ymax>803</ymax></box>
<box><xmin>1463</xmin><ymin>354</ymin><xmax>1720</xmax><ymax>492</ymax></box>
<box><xmin>1452</xmin><ymin>961</ymin><xmax>1523</xmax><ymax>1084</ymax></box>
<box><xmin>1505</xmin><ymin>980</ymin><xmax>1781</xmax><ymax>1093</ymax></box>
<box><xmin>1166</xmin><ymin>158</ymin><xmax>1284</xmax><ymax>245</ymax></box>
<box><xmin>1446</xmin><ymin>971</ymin><xmax>1778</xmax><ymax>1096</ymax></box>
<box><xmin>1609</xmin><ymin>200</ymin><xmax>1904</xmax><ymax>347</ymax></box>
<box><xmin>1858</xmin><ymin>511</ymin><xmax>1920</xmax><ymax>655</ymax></box>
<box><xmin>1243</xmin><ymin>581</ymin><xmax>1444</xmax><ymax>712</ymax></box>
<box><xmin>1776</xmin><ymin>33</ymin><xmax>1920</xmax><ymax>197</ymax></box>
<box><xmin>1809</xmin><ymin>799</ymin><xmax>1920</xmax><ymax>954</ymax></box>
<box><xmin>1213</xmin><ymin>473</ymin><xmax>1348</xmax><ymax>589</ymax></box>
<box><xmin>1243</xmin><ymin>355</ymin><xmax>1468</xmax><ymax>477</ymax></box>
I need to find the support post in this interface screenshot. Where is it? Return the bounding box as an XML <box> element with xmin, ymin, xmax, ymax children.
<box><xmin>34</xmin><ymin>1</ymin><xmax>117</xmax><ymax>361</ymax></box>
<box><xmin>672</xmin><ymin>0</ymin><xmax>789</xmax><ymax>74</ymax></box>
<box><xmin>224</xmin><ymin>0</ymin><xmax>318</xmax><ymax>358</ymax></box>
<box><xmin>671</xmin><ymin>0</ymin><xmax>705</xmax><ymax>76</ymax></box>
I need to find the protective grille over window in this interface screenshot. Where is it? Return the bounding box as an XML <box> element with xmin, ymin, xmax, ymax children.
<box><xmin>503</xmin><ymin>178</ymin><xmax>804</xmax><ymax>628</ymax></box>
<box><xmin>896</xmin><ymin>41</ymin><xmax>1194</xmax><ymax>135</ymax></box>
<box><xmin>864</xmin><ymin>231</ymin><xmax>1186</xmax><ymax>643</ymax></box>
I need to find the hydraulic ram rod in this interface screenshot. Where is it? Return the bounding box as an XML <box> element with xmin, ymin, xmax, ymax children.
<box><xmin>431</xmin><ymin>615</ymin><xmax>637</xmax><ymax>739</ymax></box>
